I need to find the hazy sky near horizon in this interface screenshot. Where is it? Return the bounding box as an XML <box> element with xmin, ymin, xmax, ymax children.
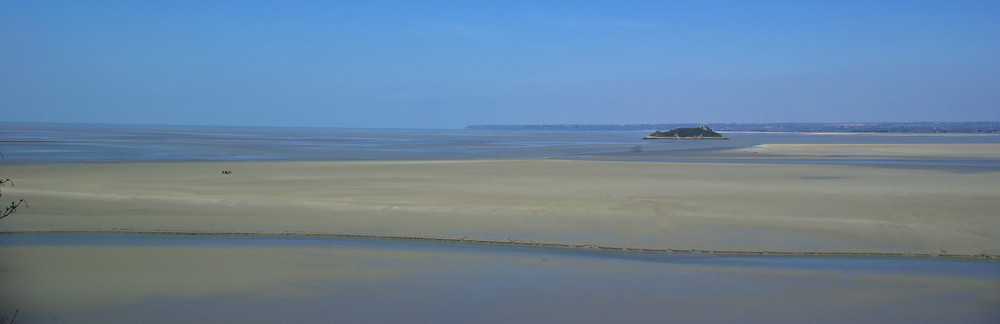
<box><xmin>2</xmin><ymin>1</ymin><xmax>998</xmax><ymax>129</ymax></box>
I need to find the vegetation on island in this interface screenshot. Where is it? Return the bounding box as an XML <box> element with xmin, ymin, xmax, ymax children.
<box><xmin>644</xmin><ymin>125</ymin><xmax>727</xmax><ymax>139</ymax></box>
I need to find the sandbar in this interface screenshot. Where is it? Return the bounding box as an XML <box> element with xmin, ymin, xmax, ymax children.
<box><xmin>738</xmin><ymin>143</ymin><xmax>1000</xmax><ymax>158</ymax></box>
<box><xmin>2</xmin><ymin>158</ymin><xmax>998</xmax><ymax>256</ymax></box>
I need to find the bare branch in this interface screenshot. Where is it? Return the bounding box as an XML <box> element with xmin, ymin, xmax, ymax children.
<box><xmin>0</xmin><ymin>199</ymin><xmax>27</xmax><ymax>220</ymax></box>
<box><xmin>0</xmin><ymin>307</ymin><xmax>17</xmax><ymax>324</ymax></box>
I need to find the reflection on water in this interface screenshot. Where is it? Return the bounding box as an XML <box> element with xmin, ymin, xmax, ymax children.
<box><xmin>3</xmin><ymin>234</ymin><xmax>999</xmax><ymax>323</ymax></box>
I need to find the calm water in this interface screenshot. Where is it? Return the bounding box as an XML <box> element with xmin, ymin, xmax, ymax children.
<box><xmin>4</xmin><ymin>234</ymin><xmax>999</xmax><ymax>323</ymax></box>
<box><xmin>6</xmin><ymin>233</ymin><xmax>997</xmax><ymax>277</ymax></box>
<box><xmin>2</xmin><ymin>123</ymin><xmax>998</xmax><ymax>166</ymax></box>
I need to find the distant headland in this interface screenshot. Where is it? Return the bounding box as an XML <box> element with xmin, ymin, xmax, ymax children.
<box><xmin>464</xmin><ymin>122</ymin><xmax>1000</xmax><ymax>133</ymax></box>
<box><xmin>644</xmin><ymin>125</ymin><xmax>727</xmax><ymax>140</ymax></box>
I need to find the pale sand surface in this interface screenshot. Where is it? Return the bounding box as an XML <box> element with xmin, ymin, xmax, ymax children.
<box><xmin>3</xmin><ymin>148</ymin><xmax>1000</xmax><ymax>322</ymax></box>
<box><xmin>737</xmin><ymin>143</ymin><xmax>1000</xmax><ymax>158</ymax></box>
<box><xmin>2</xmin><ymin>158</ymin><xmax>998</xmax><ymax>256</ymax></box>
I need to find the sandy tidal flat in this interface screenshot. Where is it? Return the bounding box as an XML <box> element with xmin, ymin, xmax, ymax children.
<box><xmin>3</xmin><ymin>141</ymin><xmax>1000</xmax><ymax>322</ymax></box>
<box><xmin>2</xmin><ymin>157</ymin><xmax>998</xmax><ymax>256</ymax></box>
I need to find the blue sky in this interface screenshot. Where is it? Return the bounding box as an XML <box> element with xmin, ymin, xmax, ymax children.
<box><xmin>2</xmin><ymin>0</ymin><xmax>998</xmax><ymax>129</ymax></box>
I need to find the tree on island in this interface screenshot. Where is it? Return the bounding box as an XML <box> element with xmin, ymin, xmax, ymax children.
<box><xmin>645</xmin><ymin>125</ymin><xmax>727</xmax><ymax>139</ymax></box>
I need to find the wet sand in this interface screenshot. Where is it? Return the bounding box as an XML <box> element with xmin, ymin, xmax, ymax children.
<box><xmin>2</xmin><ymin>235</ymin><xmax>998</xmax><ymax>323</ymax></box>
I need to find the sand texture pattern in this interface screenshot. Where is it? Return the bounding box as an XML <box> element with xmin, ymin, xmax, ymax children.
<box><xmin>3</xmin><ymin>157</ymin><xmax>998</xmax><ymax>256</ymax></box>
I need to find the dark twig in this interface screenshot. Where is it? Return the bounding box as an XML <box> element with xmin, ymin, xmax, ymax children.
<box><xmin>0</xmin><ymin>199</ymin><xmax>27</xmax><ymax>220</ymax></box>
<box><xmin>0</xmin><ymin>179</ymin><xmax>12</xmax><ymax>199</ymax></box>
<box><xmin>0</xmin><ymin>307</ymin><xmax>17</xmax><ymax>324</ymax></box>
<box><xmin>0</xmin><ymin>175</ymin><xmax>27</xmax><ymax>220</ymax></box>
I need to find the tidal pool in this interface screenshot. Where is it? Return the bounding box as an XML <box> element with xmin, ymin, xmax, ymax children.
<box><xmin>2</xmin><ymin>234</ymin><xmax>998</xmax><ymax>323</ymax></box>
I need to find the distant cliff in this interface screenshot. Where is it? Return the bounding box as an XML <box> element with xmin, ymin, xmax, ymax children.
<box><xmin>644</xmin><ymin>125</ymin><xmax>727</xmax><ymax>140</ymax></box>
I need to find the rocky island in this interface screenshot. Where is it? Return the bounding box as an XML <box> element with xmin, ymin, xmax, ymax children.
<box><xmin>644</xmin><ymin>125</ymin><xmax>728</xmax><ymax>140</ymax></box>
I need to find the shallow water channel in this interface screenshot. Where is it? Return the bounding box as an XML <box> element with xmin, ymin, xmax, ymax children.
<box><xmin>2</xmin><ymin>234</ymin><xmax>997</xmax><ymax>323</ymax></box>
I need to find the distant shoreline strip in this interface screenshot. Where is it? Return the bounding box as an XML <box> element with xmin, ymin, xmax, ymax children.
<box><xmin>465</xmin><ymin>122</ymin><xmax>1000</xmax><ymax>133</ymax></box>
<box><xmin>2</xmin><ymin>229</ymin><xmax>996</xmax><ymax>259</ymax></box>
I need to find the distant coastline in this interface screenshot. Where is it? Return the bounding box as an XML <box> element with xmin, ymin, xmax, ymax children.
<box><xmin>465</xmin><ymin>122</ymin><xmax>1000</xmax><ymax>133</ymax></box>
